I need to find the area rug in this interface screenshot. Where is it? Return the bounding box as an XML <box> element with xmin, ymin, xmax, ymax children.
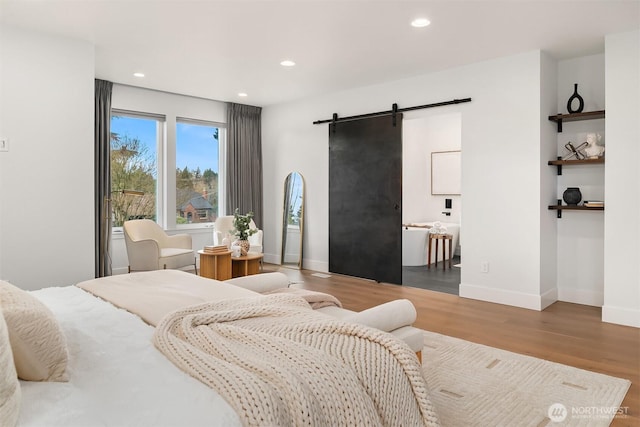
<box><xmin>421</xmin><ymin>331</ymin><xmax>631</xmax><ymax>427</ymax></box>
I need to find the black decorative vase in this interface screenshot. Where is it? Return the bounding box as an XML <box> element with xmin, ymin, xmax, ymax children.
<box><xmin>563</xmin><ymin>187</ymin><xmax>582</xmax><ymax>206</ymax></box>
<box><xmin>566</xmin><ymin>83</ymin><xmax>584</xmax><ymax>114</ymax></box>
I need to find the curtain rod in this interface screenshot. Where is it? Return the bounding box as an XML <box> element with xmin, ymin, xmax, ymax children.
<box><xmin>312</xmin><ymin>98</ymin><xmax>472</xmax><ymax>125</ymax></box>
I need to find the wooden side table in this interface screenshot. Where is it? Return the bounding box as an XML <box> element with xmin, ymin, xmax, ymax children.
<box><xmin>231</xmin><ymin>253</ymin><xmax>264</xmax><ymax>278</ymax></box>
<box><xmin>197</xmin><ymin>250</ymin><xmax>232</xmax><ymax>280</ymax></box>
<box><xmin>427</xmin><ymin>233</ymin><xmax>453</xmax><ymax>270</ymax></box>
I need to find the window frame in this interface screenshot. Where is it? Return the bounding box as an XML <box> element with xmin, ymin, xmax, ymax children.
<box><xmin>174</xmin><ymin>117</ymin><xmax>226</xmax><ymax>230</ymax></box>
<box><xmin>110</xmin><ymin>109</ymin><xmax>164</xmax><ymax>231</ymax></box>
<box><xmin>109</xmin><ymin>110</ymin><xmax>226</xmax><ymax>233</ymax></box>
<box><xmin>174</xmin><ymin>116</ymin><xmax>227</xmax><ymax>230</ymax></box>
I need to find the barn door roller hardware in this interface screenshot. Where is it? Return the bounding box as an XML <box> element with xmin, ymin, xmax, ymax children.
<box><xmin>316</xmin><ymin>97</ymin><xmax>472</xmax><ymax>132</ymax></box>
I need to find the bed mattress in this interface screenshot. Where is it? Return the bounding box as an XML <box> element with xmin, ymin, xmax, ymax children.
<box><xmin>18</xmin><ymin>286</ymin><xmax>240</xmax><ymax>427</ymax></box>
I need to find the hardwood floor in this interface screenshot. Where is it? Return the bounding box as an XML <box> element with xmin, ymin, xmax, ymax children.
<box><xmin>265</xmin><ymin>265</ymin><xmax>640</xmax><ymax>426</ymax></box>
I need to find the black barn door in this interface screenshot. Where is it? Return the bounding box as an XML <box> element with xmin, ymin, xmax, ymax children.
<box><xmin>329</xmin><ymin>115</ymin><xmax>402</xmax><ymax>284</ymax></box>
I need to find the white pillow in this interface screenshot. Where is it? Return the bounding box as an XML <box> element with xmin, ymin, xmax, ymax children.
<box><xmin>0</xmin><ymin>281</ymin><xmax>69</xmax><ymax>382</ymax></box>
<box><xmin>0</xmin><ymin>306</ymin><xmax>21</xmax><ymax>427</ymax></box>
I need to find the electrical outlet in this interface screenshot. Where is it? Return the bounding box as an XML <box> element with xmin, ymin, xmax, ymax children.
<box><xmin>480</xmin><ymin>261</ymin><xmax>489</xmax><ymax>273</ymax></box>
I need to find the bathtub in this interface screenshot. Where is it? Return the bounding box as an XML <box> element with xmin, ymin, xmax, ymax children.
<box><xmin>402</xmin><ymin>221</ymin><xmax>460</xmax><ymax>266</ymax></box>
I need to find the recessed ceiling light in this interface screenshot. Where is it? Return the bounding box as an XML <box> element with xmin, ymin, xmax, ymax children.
<box><xmin>133</xmin><ymin>72</ymin><xmax>145</xmax><ymax>78</ymax></box>
<box><xmin>280</xmin><ymin>60</ymin><xmax>296</xmax><ymax>67</ymax></box>
<box><xmin>238</xmin><ymin>92</ymin><xmax>248</xmax><ymax>97</ymax></box>
<box><xmin>411</xmin><ymin>18</ymin><xmax>430</xmax><ymax>28</ymax></box>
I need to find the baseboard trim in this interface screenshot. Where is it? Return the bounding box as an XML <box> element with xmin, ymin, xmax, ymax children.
<box><xmin>602</xmin><ymin>305</ymin><xmax>640</xmax><ymax>328</ymax></box>
<box><xmin>540</xmin><ymin>287</ymin><xmax>558</xmax><ymax>310</ymax></box>
<box><xmin>302</xmin><ymin>259</ymin><xmax>329</xmax><ymax>273</ymax></box>
<box><xmin>262</xmin><ymin>254</ymin><xmax>328</xmax><ymax>273</ymax></box>
<box><xmin>558</xmin><ymin>288</ymin><xmax>603</xmax><ymax>307</ymax></box>
<box><xmin>263</xmin><ymin>253</ymin><xmax>280</xmax><ymax>265</ymax></box>
<box><xmin>459</xmin><ymin>283</ymin><xmax>552</xmax><ymax>311</ymax></box>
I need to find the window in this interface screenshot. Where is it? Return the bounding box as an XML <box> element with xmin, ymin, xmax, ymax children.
<box><xmin>110</xmin><ymin>111</ymin><xmax>161</xmax><ymax>227</ymax></box>
<box><xmin>109</xmin><ymin>109</ymin><xmax>224</xmax><ymax>230</ymax></box>
<box><xmin>175</xmin><ymin>119</ymin><xmax>221</xmax><ymax>226</ymax></box>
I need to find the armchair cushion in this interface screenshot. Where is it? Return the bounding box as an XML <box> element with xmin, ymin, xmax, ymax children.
<box><xmin>159</xmin><ymin>248</ymin><xmax>196</xmax><ymax>270</ymax></box>
<box><xmin>213</xmin><ymin>216</ymin><xmax>235</xmax><ymax>246</ymax></box>
<box><xmin>123</xmin><ymin>219</ymin><xmax>195</xmax><ymax>272</ymax></box>
<box><xmin>248</xmin><ymin>228</ymin><xmax>263</xmax><ymax>254</ymax></box>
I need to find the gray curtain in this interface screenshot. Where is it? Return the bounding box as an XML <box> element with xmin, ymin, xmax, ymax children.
<box><xmin>95</xmin><ymin>79</ymin><xmax>113</xmax><ymax>277</ymax></box>
<box><xmin>226</xmin><ymin>103</ymin><xmax>263</xmax><ymax>228</ymax></box>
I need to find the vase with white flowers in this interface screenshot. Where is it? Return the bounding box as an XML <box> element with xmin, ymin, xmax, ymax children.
<box><xmin>232</xmin><ymin>208</ymin><xmax>257</xmax><ymax>256</ymax></box>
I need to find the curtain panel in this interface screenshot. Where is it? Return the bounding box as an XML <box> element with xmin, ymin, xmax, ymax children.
<box><xmin>95</xmin><ymin>79</ymin><xmax>113</xmax><ymax>277</ymax></box>
<box><xmin>226</xmin><ymin>103</ymin><xmax>263</xmax><ymax>228</ymax></box>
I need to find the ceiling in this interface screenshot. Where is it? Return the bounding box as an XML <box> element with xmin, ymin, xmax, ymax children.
<box><xmin>1</xmin><ymin>1</ymin><xmax>639</xmax><ymax>106</ymax></box>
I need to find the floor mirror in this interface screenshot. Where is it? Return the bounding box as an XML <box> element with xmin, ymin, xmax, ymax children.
<box><xmin>281</xmin><ymin>172</ymin><xmax>305</xmax><ymax>269</ymax></box>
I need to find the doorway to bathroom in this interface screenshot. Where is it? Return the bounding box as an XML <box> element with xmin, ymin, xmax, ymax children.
<box><xmin>401</xmin><ymin>112</ymin><xmax>462</xmax><ymax>295</ymax></box>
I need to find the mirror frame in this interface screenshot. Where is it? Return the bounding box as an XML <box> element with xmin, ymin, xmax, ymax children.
<box><xmin>281</xmin><ymin>172</ymin><xmax>305</xmax><ymax>269</ymax></box>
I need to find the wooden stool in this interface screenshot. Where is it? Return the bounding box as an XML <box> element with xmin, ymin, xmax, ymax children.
<box><xmin>427</xmin><ymin>233</ymin><xmax>453</xmax><ymax>270</ymax></box>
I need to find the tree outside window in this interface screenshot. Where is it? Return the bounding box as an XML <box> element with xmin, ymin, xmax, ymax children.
<box><xmin>110</xmin><ymin>114</ymin><xmax>158</xmax><ymax>227</ymax></box>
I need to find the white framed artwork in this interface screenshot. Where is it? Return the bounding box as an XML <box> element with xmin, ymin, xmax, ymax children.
<box><xmin>431</xmin><ymin>150</ymin><xmax>461</xmax><ymax>195</ymax></box>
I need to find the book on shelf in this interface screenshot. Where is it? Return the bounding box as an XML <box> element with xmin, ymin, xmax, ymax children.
<box><xmin>583</xmin><ymin>200</ymin><xmax>604</xmax><ymax>207</ymax></box>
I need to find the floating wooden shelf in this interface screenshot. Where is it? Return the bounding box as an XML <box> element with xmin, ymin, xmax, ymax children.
<box><xmin>548</xmin><ymin>157</ymin><xmax>604</xmax><ymax>175</ymax></box>
<box><xmin>548</xmin><ymin>204</ymin><xmax>604</xmax><ymax>218</ymax></box>
<box><xmin>548</xmin><ymin>158</ymin><xmax>604</xmax><ymax>166</ymax></box>
<box><xmin>548</xmin><ymin>110</ymin><xmax>605</xmax><ymax>132</ymax></box>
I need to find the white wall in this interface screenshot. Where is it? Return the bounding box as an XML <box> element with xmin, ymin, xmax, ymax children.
<box><xmin>603</xmin><ymin>30</ymin><xmax>640</xmax><ymax>328</ymax></box>
<box><xmin>402</xmin><ymin>113</ymin><xmax>462</xmax><ymax>238</ymax></box>
<box><xmin>263</xmin><ymin>50</ymin><xmax>554</xmax><ymax>310</ymax></box>
<box><xmin>539</xmin><ymin>51</ymin><xmax>559</xmax><ymax>306</ymax></box>
<box><xmin>0</xmin><ymin>26</ymin><xmax>95</xmax><ymax>290</ymax></box>
<box><xmin>458</xmin><ymin>51</ymin><xmax>554</xmax><ymax>310</ymax></box>
<box><xmin>555</xmin><ymin>54</ymin><xmax>606</xmax><ymax>307</ymax></box>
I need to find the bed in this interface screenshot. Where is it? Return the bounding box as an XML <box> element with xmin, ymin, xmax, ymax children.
<box><xmin>1</xmin><ymin>271</ymin><xmax>440</xmax><ymax>426</ymax></box>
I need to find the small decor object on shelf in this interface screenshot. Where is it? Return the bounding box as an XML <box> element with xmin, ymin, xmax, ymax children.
<box><xmin>583</xmin><ymin>132</ymin><xmax>605</xmax><ymax>159</ymax></box>
<box><xmin>562</xmin><ymin>187</ymin><xmax>582</xmax><ymax>206</ymax></box>
<box><xmin>232</xmin><ymin>208</ymin><xmax>257</xmax><ymax>256</ymax></box>
<box><xmin>562</xmin><ymin>141</ymin><xmax>588</xmax><ymax>160</ymax></box>
<box><xmin>584</xmin><ymin>200</ymin><xmax>604</xmax><ymax>208</ymax></box>
<box><xmin>566</xmin><ymin>83</ymin><xmax>585</xmax><ymax>114</ymax></box>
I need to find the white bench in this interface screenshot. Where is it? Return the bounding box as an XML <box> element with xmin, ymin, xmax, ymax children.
<box><xmin>225</xmin><ymin>273</ymin><xmax>425</xmax><ymax>360</ymax></box>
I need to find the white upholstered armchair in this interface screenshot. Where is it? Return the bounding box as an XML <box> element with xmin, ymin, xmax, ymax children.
<box><xmin>213</xmin><ymin>215</ymin><xmax>263</xmax><ymax>254</ymax></box>
<box><xmin>123</xmin><ymin>219</ymin><xmax>197</xmax><ymax>273</ymax></box>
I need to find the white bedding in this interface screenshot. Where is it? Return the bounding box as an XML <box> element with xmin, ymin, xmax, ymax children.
<box><xmin>18</xmin><ymin>286</ymin><xmax>240</xmax><ymax>427</ymax></box>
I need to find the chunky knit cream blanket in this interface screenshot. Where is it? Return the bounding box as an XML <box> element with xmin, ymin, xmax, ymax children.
<box><xmin>154</xmin><ymin>294</ymin><xmax>440</xmax><ymax>427</ymax></box>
